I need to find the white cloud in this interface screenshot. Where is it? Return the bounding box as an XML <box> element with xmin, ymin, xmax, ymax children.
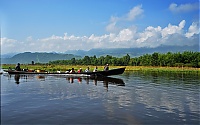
<box><xmin>40</xmin><ymin>35</ymin><xmax>63</xmax><ymax>42</ymax></box>
<box><xmin>185</xmin><ymin>22</ymin><xmax>199</xmax><ymax>38</ymax></box>
<box><xmin>169</xmin><ymin>2</ymin><xmax>199</xmax><ymax>13</ymax></box>
<box><xmin>106</xmin><ymin>21</ymin><xmax>117</xmax><ymax>33</ymax></box>
<box><xmin>114</xmin><ymin>28</ymin><xmax>134</xmax><ymax>42</ymax></box>
<box><xmin>136</xmin><ymin>26</ymin><xmax>162</xmax><ymax>47</ymax></box>
<box><xmin>1</xmin><ymin>37</ymin><xmax>17</xmax><ymax>45</ymax></box>
<box><xmin>126</xmin><ymin>5</ymin><xmax>144</xmax><ymax>21</ymax></box>
<box><xmin>106</xmin><ymin>5</ymin><xmax>144</xmax><ymax>32</ymax></box>
<box><xmin>161</xmin><ymin>20</ymin><xmax>185</xmax><ymax>38</ymax></box>
<box><xmin>1</xmin><ymin>37</ymin><xmax>17</xmax><ymax>50</ymax></box>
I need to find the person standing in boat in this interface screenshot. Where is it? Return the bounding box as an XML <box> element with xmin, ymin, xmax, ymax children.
<box><xmin>104</xmin><ymin>64</ymin><xmax>109</xmax><ymax>71</ymax></box>
<box><xmin>15</xmin><ymin>63</ymin><xmax>21</xmax><ymax>71</ymax></box>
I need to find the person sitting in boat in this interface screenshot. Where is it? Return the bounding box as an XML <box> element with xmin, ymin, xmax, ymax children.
<box><xmin>85</xmin><ymin>67</ymin><xmax>90</xmax><ymax>72</ymax></box>
<box><xmin>93</xmin><ymin>66</ymin><xmax>98</xmax><ymax>72</ymax></box>
<box><xmin>65</xmin><ymin>69</ymin><xmax>71</xmax><ymax>73</ymax></box>
<box><xmin>70</xmin><ymin>68</ymin><xmax>76</xmax><ymax>73</ymax></box>
<box><xmin>22</xmin><ymin>68</ymin><xmax>28</xmax><ymax>72</ymax></box>
<box><xmin>77</xmin><ymin>68</ymin><xmax>82</xmax><ymax>73</ymax></box>
<box><xmin>104</xmin><ymin>64</ymin><xmax>109</xmax><ymax>71</ymax></box>
<box><xmin>15</xmin><ymin>63</ymin><xmax>21</xmax><ymax>71</ymax></box>
<box><xmin>8</xmin><ymin>67</ymin><xmax>12</xmax><ymax>70</ymax></box>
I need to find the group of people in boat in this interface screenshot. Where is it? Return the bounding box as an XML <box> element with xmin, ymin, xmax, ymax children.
<box><xmin>14</xmin><ymin>63</ymin><xmax>109</xmax><ymax>73</ymax></box>
<box><xmin>68</xmin><ymin>64</ymin><xmax>109</xmax><ymax>73</ymax></box>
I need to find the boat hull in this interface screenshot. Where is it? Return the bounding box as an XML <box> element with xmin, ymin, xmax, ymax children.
<box><xmin>4</xmin><ymin>67</ymin><xmax>126</xmax><ymax>76</ymax></box>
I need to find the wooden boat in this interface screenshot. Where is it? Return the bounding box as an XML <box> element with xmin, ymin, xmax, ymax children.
<box><xmin>4</xmin><ymin>67</ymin><xmax>126</xmax><ymax>76</ymax></box>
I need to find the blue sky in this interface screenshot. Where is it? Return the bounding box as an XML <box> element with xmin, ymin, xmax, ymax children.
<box><xmin>1</xmin><ymin>0</ymin><xmax>199</xmax><ymax>54</ymax></box>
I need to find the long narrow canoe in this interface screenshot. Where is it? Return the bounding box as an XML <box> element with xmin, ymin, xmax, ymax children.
<box><xmin>4</xmin><ymin>67</ymin><xmax>126</xmax><ymax>76</ymax></box>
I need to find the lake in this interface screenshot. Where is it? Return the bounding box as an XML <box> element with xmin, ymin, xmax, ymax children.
<box><xmin>1</xmin><ymin>71</ymin><xmax>200</xmax><ymax>125</ymax></box>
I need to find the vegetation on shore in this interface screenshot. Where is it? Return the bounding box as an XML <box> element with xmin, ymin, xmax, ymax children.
<box><xmin>48</xmin><ymin>51</ymin><xmax>200</xmax><ymax>68</ymax></box>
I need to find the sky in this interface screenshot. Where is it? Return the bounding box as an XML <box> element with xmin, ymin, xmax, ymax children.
<box><xmin>0</xmin><ymin>0</ymin><xmax>199</xmax><ymax>54</ymax></box>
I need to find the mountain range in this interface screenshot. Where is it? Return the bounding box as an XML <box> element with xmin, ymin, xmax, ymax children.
<box><xmin>1</xmin><ymin>52</ymin><xmax>81</xmax><ymax>64</ymax></box>
<box><xmin>65</xmin><ymin>44</ymin><xmax>199</xmax><ymax>57</ymax></box>
<box><xmin>1</xmin><ymin>45</ymin><xmax>199</xmax><ymax>64</ymax></box>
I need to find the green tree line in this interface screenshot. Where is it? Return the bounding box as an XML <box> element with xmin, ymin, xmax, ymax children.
<box><xmin>49</xmin><ymin>51</ymin><xmax>200</xmax><ymax>68</ymax></box>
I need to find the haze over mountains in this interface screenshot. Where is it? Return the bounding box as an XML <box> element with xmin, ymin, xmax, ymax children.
<box><xmin>1</xmin><ymin>52</ymin><xmax>81</xmax><ymax>64</ymax></box>
<box><xmin>1</xmin><ymin>45</ymin><xmax>198</xmax><ymax>64</ymax></box>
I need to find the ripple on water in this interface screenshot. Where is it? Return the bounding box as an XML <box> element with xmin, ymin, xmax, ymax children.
<box><xmin>1</xmin><ymin>72</ymin><xmax>199</xmax><ymax>124</ymax></box>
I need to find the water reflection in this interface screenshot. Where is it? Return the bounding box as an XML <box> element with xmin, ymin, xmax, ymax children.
<box><xmin>2</xmin><ymin>71</ymin><xmax>199</xmax><ymax>124</ymax></box>
<box><xmin>10</xmin><ymin>74</ymin><xmax>46</xmax><ymax>84</ymax></box>
<box><xmin>121</xmin><ymin>71</ymin><xmax>200</xmax><ymax>124</ymax></box>
<box><xmin>14</xmin><ymin>74</ymin><xmax>20</xmax><ymax>84</ymax></box>
<box><xmin>7</xmin><ymin>74</ymin><xmax>125</xmax><ymax>89</ymax></box>
<box><xmin>132</xmin><ymin>71</ymin><xmax>199</xmax><ymax>83</ymax></box>
<box><xmin>92</xmin><ymin>76</ymin><xmax>125</xmax><ymax>86</ymax></box>
<box><xmin>13</xmin><ymin>74</ymin><xmax>30</xmax><ymax>84</ymax></box>
<box><xmin>36</xmin><ymin>75</ymin><xmax>45</xmax><ymax>81</ymax></box>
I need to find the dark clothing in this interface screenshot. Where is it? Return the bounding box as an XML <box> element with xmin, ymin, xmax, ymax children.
<box><xmin>104</xmin><ymin>65</ymin><xmax>109</xmax><ymax>71</ymax></box>
<box><xmin>15</xmin><ymin>65</ymin><xmax>21</xmax><ymax>71</ymax></box>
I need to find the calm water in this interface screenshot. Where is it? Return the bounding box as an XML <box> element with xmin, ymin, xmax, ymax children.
<box><xmin>1</xmin><ymin>71</ymin><xmax>200</xmax><ymax>125</ymax></box>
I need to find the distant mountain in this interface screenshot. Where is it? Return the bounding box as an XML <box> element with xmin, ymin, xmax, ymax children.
<box><xmin>1</xmin><ymin>53</ymin><xmax>17</xmax><ymax>58</ymax></box>
<box><xmin>1</xmin><ymin>52</ymin><xmax>81</xmax><ymax>64</ymax></box>
<box><xmin>65</xmin><ymin>45</ymin><xmax>199</xmax><ymax>57</ymax></box>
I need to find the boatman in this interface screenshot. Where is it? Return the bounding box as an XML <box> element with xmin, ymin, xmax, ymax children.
<box><xmin>104</xmin><ymin>64</ymin><xmax>109</xmax><ymax>71</ymax></box>
<box><xmin>15</xmin><ymin>63</ymin><xmax>21</xmax><ymax>71</ymax></box>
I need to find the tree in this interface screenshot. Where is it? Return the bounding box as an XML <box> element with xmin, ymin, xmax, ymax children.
<box><xmin>165</xmin><ymin>52</ymin><xmax>174</xmax><ymax>66</ymax></box>
<box><xmin>111</xmin><ymin>57</ymin><xmax>118</xmax><ymax>66</ymax></box>
<box><xmin>97</xmin><ymin>56</ymin><xmax>105</xmax><ymax>65</ymax></box>
<box><xmin>70</xmin><ymin>58</ymin><xmax>76</xmax><ymax>64</ymax></box>
<box><xmin>90</xmin><ymin>55</ymin><xmax>98</xmax><ymax>65</ymax></box>
<box><xmin>139</xmin><ymin>54</ymin><xmax>151</xmax><ymax>66</ymax></box>
<box><xmin>122</xmin><ymin>54</ymin><xmax>130</xmax><ymax>66</ymax></box>
<box><xmin>104</xmin><ymin>55</ymin><xmax>112</xmax><ymax>65</ymax></box>
<box><xmin>152</xmin><ymin>52</ymin><xmax>159</xmax><ymax>66</ymax></box>
<box><xmin>82</xmin><ymin>56</ymin><xmax>91</xmax><ymax>65</ymax></box>
<box><xmin>158</xmin><ymin>54</ymin><xmax>166</xmax><ymax>66</ymax></box>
